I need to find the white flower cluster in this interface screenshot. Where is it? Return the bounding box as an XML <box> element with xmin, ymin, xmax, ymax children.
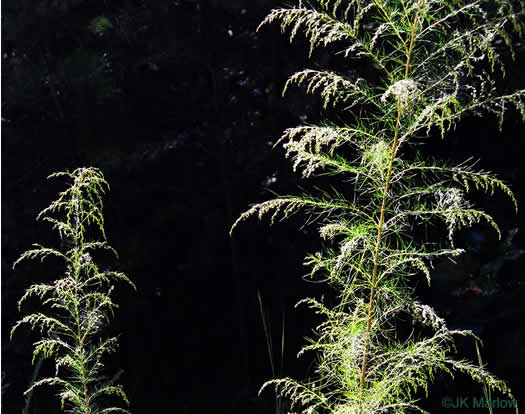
<box><xmin>435</xmin><ymin>187</ymin><xmax>463</xmax><ymax>210</ymax></box>
<box><xmin>283</xmin><ymin>126</ymin><xmax>341</xmax><ymax>157</ymax></box>
<box><xmin>335</xmin><ymin>237</ymin><xmax>363</xmax><ymax>271</ymax></box>
<box><xmin>381</xmin><ymin>79</ymin><xmax>420</xmax><ymax>106</ymax></box>
<box><xmin>361</xmin><ymin>140</ymin><xmax>390</xmax><ymax>171</ymax></box>
<box><xmin>334</xmin><ymin>405</ymin><xmax>361</xmax><ymax>414</ymax></box>
<box><xmin>411</xmin><ymin>302</ymin><xmax>446</xmax><ymax>331</ymax></box>
<box><xmin>80</xmin><ymin>252</ymin><xmax>93</xmax><ymax>266</ymax></box>
<box><xmin>319</xmin><ymin>222</ymin><xmax>347</xmax><ymax>240</ymax></box>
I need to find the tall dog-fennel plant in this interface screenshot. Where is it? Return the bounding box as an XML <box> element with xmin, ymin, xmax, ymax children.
<box><xmin>232</xmin><ymin>0</ymin><xmax>524</xmax><ymax>412</ymax></box>
<box><xmin>11</xmin><ymin>167</ymin><xmax>135</xmax><ymax>414</ymax></box>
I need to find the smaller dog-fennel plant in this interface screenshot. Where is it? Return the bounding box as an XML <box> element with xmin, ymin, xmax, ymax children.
<box><xmin>232</xmin><ymin>0</ymin><xmax>524</xmax><ymax>413</ymax></box>
<box><xmin>11</xmin><ymin>167</ymin><xmax>135</xmax><ymax>414</ymax></box>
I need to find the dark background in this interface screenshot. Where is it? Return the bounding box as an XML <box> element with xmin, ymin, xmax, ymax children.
<box><xmin>2</xmin><ymin>1</ymin><xmax>525</xmax><ymax>413</ymax></box>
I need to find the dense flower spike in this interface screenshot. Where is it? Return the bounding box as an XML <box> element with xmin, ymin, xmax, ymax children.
<box><xmin>233</xmin><ymin>0</ymin><xmax>523</xmax><ymax>413</ymax></box>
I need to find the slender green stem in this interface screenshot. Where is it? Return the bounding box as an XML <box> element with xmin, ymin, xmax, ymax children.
<box><xmin>405</xmin><ymin>0</ymin><xmax>424</xmax><ymax>78</ymax></box>
<box><xmin>358</xmin><ymin>102</ymin><xmax>402</xmax><ymax>408</ymax></box>
<box><xmin>72</xmin><ymin>252</ymin><xmax>90</xmax><ymax>413</ymax></box>
<box><xmin>372</xmin><ymin>0</ymin><xmax>408</xmax><ymax>53</ymax></box>
<box><xmin>359</xmin><ymin>0</ymin><xmax>423</xmax><ymax>404</ymax></box>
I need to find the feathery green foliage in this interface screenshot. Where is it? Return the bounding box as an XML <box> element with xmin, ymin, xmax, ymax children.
<box><xmin>11</xmin><ymin>167</ymin><xmax>135</xmax><ymax>414</ymax></box>
<box><xmin>232</xmin><ymin>0</ymin><xmax>524</xmax><ymax>412</ymax></box>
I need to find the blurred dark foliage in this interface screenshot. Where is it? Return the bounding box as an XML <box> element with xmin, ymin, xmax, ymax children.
<box><xmin>2</xmin><ymin>1</ymin><xmax>525</xmax><ymax>413</ymax></box>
